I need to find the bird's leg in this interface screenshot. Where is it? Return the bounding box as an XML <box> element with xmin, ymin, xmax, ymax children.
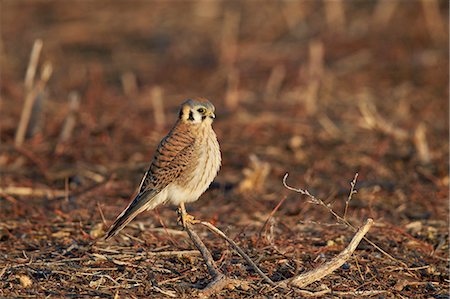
<box><xmin>177</xmin><ymin>203</ymin><xmax>226</xmax><ymax>287</ymax></box>
<box><xmin>177</xmin><ymin>202</ymin><xmax>200</xmax><ymax>228</ymax></box>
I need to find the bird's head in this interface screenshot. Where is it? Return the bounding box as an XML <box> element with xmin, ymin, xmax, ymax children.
<box><xmin>179</xmin><ymin>98</ymin><xmax>216</xmax><ymax>125</ymax></box>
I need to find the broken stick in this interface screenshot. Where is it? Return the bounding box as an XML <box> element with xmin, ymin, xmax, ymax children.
<box><xmin>286</xmin><ymin>218</ymin><xmax>373</xmax><ymax>288</ymax></box>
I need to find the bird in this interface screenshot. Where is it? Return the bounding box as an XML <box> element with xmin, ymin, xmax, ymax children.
<box><xmin>105</xmin><ymin>98</ymin><xmax>221</xmax><ymax>240</ymax></box>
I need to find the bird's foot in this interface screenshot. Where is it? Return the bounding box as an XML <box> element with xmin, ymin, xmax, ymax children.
<box><xmin>177</xmin><ymin>207</ymin><xmax>200</xmax><ymax>228</ymax></box>
<box><xmin>183</xmin><ymin>213</ymin><xmax>200</xmax><ymax>227</ymax></box>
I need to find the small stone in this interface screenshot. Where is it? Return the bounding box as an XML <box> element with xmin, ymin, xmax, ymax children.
<box><xmin>289</xmin><ymin>136</ymin><xmax>303</xmax><ymax>150</ymax></box>
<box><xmin>18</xmin><ymin>275</ymin><xmax>32</xmax><ymax>288</ymax></box>
<box><xmin>90</xmin><ymin>223</ymin><xmax>104</xmax><ymax>238</ymax></box>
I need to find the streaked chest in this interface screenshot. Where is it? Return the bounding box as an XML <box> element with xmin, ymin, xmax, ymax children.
<box><xmin>177</xmin><ymin>126</ymin><xmax>221</xmax><ymax>199</ymax></box>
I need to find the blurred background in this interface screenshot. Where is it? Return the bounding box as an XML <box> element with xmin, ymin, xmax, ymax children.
<box><xmin>0</xmin><ymin>1</ymin><xmax>448</xmax><ymax>297</ymax></box>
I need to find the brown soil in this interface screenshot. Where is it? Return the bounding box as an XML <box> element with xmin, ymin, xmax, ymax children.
<box><xmin>1</xmin><ymin>1</ymin><xmax>448</xmax><ymax>298</ymax></box>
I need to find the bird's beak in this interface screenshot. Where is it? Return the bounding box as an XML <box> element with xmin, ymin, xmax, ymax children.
<box><xmin>208</xmin><ymin>112</ymin><xmax>216</xmax><ymax>119</ymax></box>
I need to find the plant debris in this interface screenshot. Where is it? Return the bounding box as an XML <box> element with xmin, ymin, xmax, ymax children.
<box><xmin>1</xmin><ymin>1</ymin><xmax>448</xmax><ymax>298</ymax></box>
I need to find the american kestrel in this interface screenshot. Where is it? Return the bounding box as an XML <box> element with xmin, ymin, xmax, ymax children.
<box><xmin>106</xmin><ymin>98</ymin><xmax>221</xmax><ymax>239</ymax></box>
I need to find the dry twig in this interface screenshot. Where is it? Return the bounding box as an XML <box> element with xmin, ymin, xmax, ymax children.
<box><xmin>286</xmin><ymin>218</ymin><xmax>373</xmax><ymax>288</ymax></box>
<box><xmin>414</xmin><ymin>122</ymin><xmax>431</xmax><ymax>164</ymax></box>
<box><xmin>182</xmin><ymin>221</ymin><xmax>221</xmax><ymax>279</ymax></box>
<box><xmin>16</xmin><ymin>39</ymin><xmax>52</xmax><ymax>146</ymax></box>
<box><xmin>224</xmin><ymin>68</ymin><xmax>240</xmax><ymax>111</ymax></box>
<box><xmin>198</xmin><ymin>221</ymin><xmax>276</xmax><ymax>286</ymax></box>
<box><xmin>303</xmin><ymin>40</ymin><xmax>324</xmax><ymax>114</ymax></box>
<box><xmin>183</xmin><ymin>221</ymin><xmax>243</xmax><ymax>297</ymax></box>
<box><xmin>220</xmin><ymin>9</ymin><xmax>240</xmax><ymax>69</ymax></box>
<box><xmin>175</xmin><ymin>205</ymin><xmax>239</xmax><ymax>296</ymax></box>
<box><xmin>121</xmin><ymin>71</ymin><xmax>138</xmax><ymax>96</ymax></box>
<box><xmin>58</xmin><ymin>92</ymin><xmax>81</xmax><ymax>143</ymax></box>
<box><xmin>24</xmin><ymin>39</ymin><xmax>43</xmax><ymax>91</ymax></box>
<box><xmin>344</xmin><ymin>173</ymin><xmax>358</xmax><ymax>220</ymax></box>
<box><xmin>0</xmin><ymin>186</ymin><xmax>66</xmax><ymax>198</ymax></box>
<box><xmin>258</xmin><ymin>196</ymin><xmax>288</xmax><ymax>241</ymax></box>
<box><xmin>421</xmin><ymin>0</ymin><xmax>446</xmax><ymax>43</ymax></box>
<box><xmin>283</xmin><ymin>173</ymin><xmax>408</xmax><ymax>268</ymax></box>
<box><xmin>264</xmin><ymin>64</ymin><xmax>286</xmax><ymax>102</ymax></box>
<box><xmin>372</xmin><ymin>0</ymin><xmax>398</xmax><ymax>28</ymax></box>
<box><xmin>324</xmin><ymin>0</ymin><xmax>345</xmax><ymax>33</ymax></box>
<box><xmin>151</xmin><ymin>86</ymin><xmax>165</xmax><ymax>128</ymax></box>
<box><xmin>358</xmin><ymin>94</ymin><xmax>409</xmax><ymax>140</ymax></box>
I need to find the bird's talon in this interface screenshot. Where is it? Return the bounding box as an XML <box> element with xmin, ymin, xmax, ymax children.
<box><xmin>184</xmin><ymin>214</ymin><xmax>200</xmax><ymax>225</ymax></box>
<box><xmin>177</xmin><ymin>208</ymin><xmax>199</xmax><ymax>227</ymax></box>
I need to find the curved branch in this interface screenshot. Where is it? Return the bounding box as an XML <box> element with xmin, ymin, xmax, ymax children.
<box><xmin>199</xmin><ymin>221</ymin><xmax>276</xmax><ymax>286</ymax></box>
<box><xmin>280</xmin><ymin>218</ymin><xmax>373</xmax><ymax>288</ymax></box>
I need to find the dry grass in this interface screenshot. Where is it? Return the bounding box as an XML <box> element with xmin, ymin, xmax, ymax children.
<box><xmin>1</xmin><ymin>1</ymin><xmax>448</xmax><ymax>298</ymax></box>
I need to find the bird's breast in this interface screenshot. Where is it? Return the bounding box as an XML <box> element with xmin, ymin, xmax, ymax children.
<box><xmin>169</xmin><ymin>127</ymin><xmax>221</xmax><ymax>205</ymax></box>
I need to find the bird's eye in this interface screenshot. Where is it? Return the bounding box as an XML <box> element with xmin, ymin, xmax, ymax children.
<box><xmin>197</xmin><ymin>108</ymin><xmax>206</xmax><ymax>113</ymax></box>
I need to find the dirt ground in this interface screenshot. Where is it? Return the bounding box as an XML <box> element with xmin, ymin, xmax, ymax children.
<box><xmin>0</xmin><ymin>1</ymin><xmax>449</xmax><ymax>298</ymax></box>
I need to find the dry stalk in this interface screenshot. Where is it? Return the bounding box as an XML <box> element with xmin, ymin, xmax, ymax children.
<box><xmin>193</xmin><ymin>1</ymin><xmax>220</xmax><ymax>18</ymax></box>
<box><xmin>15</xmin><ymin>60</ymin><xmax>53</xmax><ymax>146</ymax></box>
<box><xmin>280</xmin><ymin>1</ymin><xmax>307</xmax><ymax>34</ymax></box>
<box><xmin>414</xmin><ymin>122</ymin><xmax>431</xmax><ymax>164</ymax></box>
<box><xmin>97</xmin><ymin>202</ymin><xmax>108</xmax><ymax>226</ymax></box>
<box><xmin>324</xmin><ymin>0</ymin><xmax>345</xmax><ymax>33</ymax></box>
<box><xmin>421</xmin><ymin>0</ymin><xmax>446</xmax><ymax>43</ymax></box>
<box><xmin>303</xmin><ymin>40</ymin><xmax>324</xmax><ymax>114</ymax></box>
<box><xmin>0</xmin><ymin>186</ymin><xmax>66</xmax><ymax>198</ymax></box>
<box><xmin>224</xmin><ymin>68</ymin><xmax>240</xmax><ymax>111</ymax></box>
<box><xmin>219</xmin><ymin>9</ymin><xmax>240</xmax><ymax>69</ymax></box>
<box><xmin>58</xmin><ymin>92</ymin><xmax>81</xmax><ymax>143</ymax></box>
<box><xmin>264</xmin><ymin>64</ymin><xmax>286</xmax><ymax>102</ymax></box>
<box><xmin>344</xmin><ymin>173</ymin><xmax>358</xmax><ymax>220</ymax></box>
<box><xmin>258</xmin><ymin>196</ymin><xmax>288</xmax><ymax>241</ymax></box>
<box><xmin>309</xmin><ymin>40</ymin><xmax>324</xmax><ymax>80</ymax></box>
<box><xmin>121</xmin><ymin>71</ymin><xmax>138</xmax><ymax>96</ymax></box>
<box><xmin>304</xmin><ymin>81</ymin><xmax>320</xmax><ymax>115</ymax></box>
<box><xmin>24</xmin><ymin>39</ymin><xmax>43</xmax><ymax>91</ymax></box>
<box><xmin>358</xmin><ymin>93</ymin><xmax>409</xmax><ymax>140</ymax></box>
<box><xmin>318</xmin><ymin>114</ymin><xmax>341</xmax><ymax>137</ymax></box>
<box><xmin>372</xmin><ymin>0</ymin><xmax>398</xmax><ymax>28</ymax></box>
<box><xmin>151</xmin><ymin>86</ymin><xmax>165</xmax><ymax>128</ymax></box>
<box><xmin>102</xmin><ymin>250</ymin><xmax>200</xmax><ymax>259</ymax></box>
<box><xmin>27</xmin><ymin>88</ymin><xmax>47</xmax><ymax>138</ymax></box>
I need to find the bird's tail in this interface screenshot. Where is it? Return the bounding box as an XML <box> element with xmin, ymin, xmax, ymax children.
<box><xmin>105</xmin><ymin>189</ymin><xmax>159</xmax><ymax>240</ymax></box>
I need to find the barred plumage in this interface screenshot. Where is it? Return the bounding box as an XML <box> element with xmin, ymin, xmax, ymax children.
<box><xmin>105</xmin><ymin>98</ymin><xmax>221</xmax><ymax>239</ymax></box>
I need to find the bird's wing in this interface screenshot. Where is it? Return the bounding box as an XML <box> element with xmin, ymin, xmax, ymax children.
<box><xmin>105</xmin><ymin>126</ymin><xmax>195</xmax><ymax>239</ymax></box>
<box><xmin>139</xmin><ymin>128</ymin><xmax>196</xmax><ymax>193</ymax></box>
